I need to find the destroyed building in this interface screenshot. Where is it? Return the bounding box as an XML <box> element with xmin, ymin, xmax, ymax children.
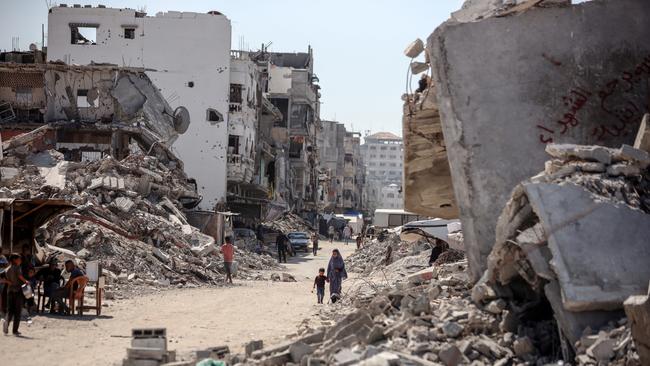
<box><xmin>226</xmin><ymin>50</ymin><xmax>286</xmax><ymax>224</ymax></box>
<box><xmin>266</xmin><ymin>48</ymin><xmax>322</xmax><ymax>222</ymax></box>
<box><xmin>360</xmin><ymin>132</ymin><xmax>404</xmax><ymax>212</ymax></box>
<box><xmin>410</xmin><ymin>0</ymin><xmax>650</xmax><ymax>281</ymax></box>
<box><xmin>318</xmin><ymin>120</ymin><xmax>365</xmax><ymax>213</ymax></box>
<box><xmin>46</xmin><ymin>5</ymin><xmax>232</xmax><ymax>210</ymax></box>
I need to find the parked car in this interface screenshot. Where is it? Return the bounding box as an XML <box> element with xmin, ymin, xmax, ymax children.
<box><xmin>287</xmin><ymin>232</ymin><xmax>310</xmax><ymax>253</ymax></box>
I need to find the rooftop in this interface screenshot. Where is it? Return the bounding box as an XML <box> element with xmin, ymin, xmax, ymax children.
<box><xmin>366</xmin><ymin>131</ymin><xmax>402</xmax><ymax>141</ymax></box>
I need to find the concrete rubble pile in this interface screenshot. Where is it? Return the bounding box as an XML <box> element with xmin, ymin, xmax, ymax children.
<box><xmin>261</xmin><ymin>212</ymin><xmax>315</xmax><ymax>234</ymax></box>
<box><xmin>471</xmin><ymin>141</ymin><xmax>650</xmax><ymax>364</ymax></box>
<box><xmin>0</xmin><ymin>146</ymin><xmax>281</xmax><ymax>293</ymax></box>
<box><xmin>243</xmin><ymin>259</ymin><xmax>570</xmax><ymax>366</ymax></box>
<box><xmin>347</xmin><ymin>231</ymin><xmax>464</xmax><ymax>279</ymax></box>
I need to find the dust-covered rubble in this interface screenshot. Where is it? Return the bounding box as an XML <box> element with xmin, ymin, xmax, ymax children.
<box><xmin>0</xmin><ymin>146</ymin><xmax>282</xmax><ymax>296</ymax></box>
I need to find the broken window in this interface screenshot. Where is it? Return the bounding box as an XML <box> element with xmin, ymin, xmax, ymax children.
<box><xmin>76</xmin><ymin>89</ymin><xmax>96</xmax><ymax>108</ymax></box>
<box><xmin>228</xmin><ymin>135</ymin><xmax>240</xmax><ymax>155</ymax></box>
<box><xmin>206</xmin><ymin>108</ymin><xmax>223</xmax><ymax>123</ymax></box>
<box><xmin>124</xmin><ymin>27</ymin><xmax>135</xmax><ymax>39</ymax></box>
<box><xmin>229</xmin><ymin>84</ymin><xmax>243</xmax><ymax>104</ymax></box>
<box><xmin>15</xmin><ymin>87</ymin><xmax>33</xmax><ymax>104</ymax></box>
<box><xmin>70</xmin><ymin>24</ymin><xmax>98</xmax><ymax>45</ymax></box>
<box><xmin>270</xmin><ymin>98</ymin><xmax>288</xmax><ymax>127</ymax></box>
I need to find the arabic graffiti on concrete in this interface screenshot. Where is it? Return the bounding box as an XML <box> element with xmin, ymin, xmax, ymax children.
<box><xmin>537</xmin><ymin>54</ymin><xmax>650</xmax><ymax>144</ymax></box>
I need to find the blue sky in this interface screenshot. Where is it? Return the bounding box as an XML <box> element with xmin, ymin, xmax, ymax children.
<box><xmin>1</xmin><ymin>0</ymin><xmax>463</xmax><ymax>137</ymax></box>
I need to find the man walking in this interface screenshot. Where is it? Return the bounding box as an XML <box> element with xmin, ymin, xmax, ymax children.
<box><xmin>220</xmin><ymin>236</ymin><xmax>235</xmax><ymax>284</ymax></box>
<box><xmin>2</xmin><ymin>254</ymin><xmax>29</xmax><ymax>336</ymax></box>
<box><xmin>311</xmin><ymin>232</ymin><xmax>319</xmax><ymax>256</ymax></box>
<box><xmin>276</xmin><ymin>232</ymin><xmax>288</xmax><ymax>263</ymax></box>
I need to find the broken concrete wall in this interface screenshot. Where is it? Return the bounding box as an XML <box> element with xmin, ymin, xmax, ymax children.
<box><xmin>428</xmin><ymin>0</ymin><xmax>650</xmax><ymax>280</ymax></box>
<box><xmin>402</xmin><ymin>85</ymin><xmax>458</xmax><ymax>219</ymax></box>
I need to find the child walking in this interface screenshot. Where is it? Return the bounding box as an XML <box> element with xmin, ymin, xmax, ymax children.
<box><xmin>312</xmin><ymin>268</ymin><xmax>328</xmax><ymax>304</ymax></box>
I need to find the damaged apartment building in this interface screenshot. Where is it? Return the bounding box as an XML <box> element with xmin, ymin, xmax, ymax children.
<box><xmin>44</xmin><ymin>4</ymin><xmax>324</xmax><ymax>224</ymax></box>
<box><xmin>0</xmin><ymin>62</ymin><xmax>195</xmax><ymax>200</ymax></box>
<box><xmin>46</xmin><ymin>5</ymin><xmax>231</xmax><ymax>211</ymax></box>
<box><xmin>266</xmin><ymin>48</ymin><xmax>322</xmax><ymax>222</ymax></box>
<box><xmin>226</xmin><ymin>49</ymin><xmax>286</xmax><ymax>223</ymax></box>
<box><xmin>318</xmin><ymin>120</ymin><xmax>364</xmax><ymax>213</ymax></box>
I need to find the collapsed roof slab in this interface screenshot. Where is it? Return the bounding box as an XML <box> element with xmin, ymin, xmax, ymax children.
<box><xmin>428</xmin><ymin>0</ymin><xmax>650</xmax><ymax>281</ymax></box>
<box><xmin>525</xmin><ymin>182</ymin><xmax>650</xmax><ymax>312</ymax></box>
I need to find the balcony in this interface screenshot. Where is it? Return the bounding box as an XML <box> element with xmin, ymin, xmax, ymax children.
<box><xmin>227</xmin><ymin>154</ymin><xmax>254</xmax><ymax>183</ymax></box>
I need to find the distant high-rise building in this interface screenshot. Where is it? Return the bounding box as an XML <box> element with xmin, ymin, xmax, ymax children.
<box><xmin>360</xmin><ymin>132</ymin><xmax>403</xmax><ymax>212</ymax></box>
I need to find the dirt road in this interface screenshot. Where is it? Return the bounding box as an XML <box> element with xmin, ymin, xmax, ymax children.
<box><xmin>0</xmin><ymin>240</ymin><xmax>357</xmax><ymax>365</ymax></box>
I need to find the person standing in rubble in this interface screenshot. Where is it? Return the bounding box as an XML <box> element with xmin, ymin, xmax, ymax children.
<box><xmin>276</xmin><ymin>232</ymin><xmax>288</xmax><ymax>263</ymax></box>
<box><xmin>221</xmin><ymin>236</ymin><xmax>235</xmax><ymax>284</ymax></box>
<box><xmin>2</xmin><ymin>254</ymin><xmax>29</xmax><ymax>336</ymax></box>
<box><xmin>327</xmin><ymin>249</ymin><xmax>347</xmax><ymax>304</ymax></box>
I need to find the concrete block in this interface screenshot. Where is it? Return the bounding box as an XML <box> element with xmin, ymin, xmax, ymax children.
<box><xmin>624</xmin><ymin>289</ymin><xmax>650</xmax><ymax>365</ymax></box>
<box><xmin>115</xmin><ymin>196</ymin><xmax>135</xmax><ymax>212</ymax></box>
<box><xmin>513</xmin><ymin>336</ymin><xmax>535</xmax><ymax>357</ymax></box>
<box><xmin>634</xmin><ymin>113</ymin><xmax>650</xmax><ymax>152</ymax></box>
<box><xmin>428</xmin><ymin>0</ymin><xmax>650</xmax><ymax>280</ymax></box>
<box><xmin>88</xmin><ymin>177</ymin><xmax>103</xmax><ymax>189</ymax></box>
<box><xmin>333</xmin><ymin>348</ymin><xmax>362</xmax><ymax>366</ymax></box>
<box><xmin>606</xmin><ymin>163</ymin><xmax>640</xmax><ymax>177</ymax></box>
<box><xmin>438</xmin><ymin>344</ymin><xmax>462</xmax><ymax>366</ymax></box>
<box><xmin>546</xmin><ymin>144</ymin><xmax>613</xmax><ymax>165</ymax></box>
<box><xmin>358</xmin><ymin>352</ymin><xmax>400</xmax><ymax>366</ymax></box>
<box><xmin>410</xmin><ymin>61</ymin><xmax>429</xmax><ymax>75</ymax></box>
<box><xmin>441</xmin><ymin>321</ymin><xmax>464</xmax><ymax>338</ymax></box>
<box><xmin>586</xmin><ymin>338</ymin><xmax>616</xmax><ymax>362</ymax></box>
<box><xmin>245</xmin><ymin>340</ymin><xmax>264</xmax><ymax>357</ymax></box>
<box><xmin>617</xmin><ymin>144</ymin><xmax>650</xmax><ymax>168</ymax></box>
<box><xmin>525</xmin><ymin>183</ymin><xmax>650</xmax><ymax>311</ymax></box>
<box><xmin>289</xmin><ymin>341</ymin><xmax>313</xmax><ymax>363</ymax></box>
<box><xmin>404</xmin><ymin>38</ymin><xmax>424</xmax><ymax>58</ymax></box>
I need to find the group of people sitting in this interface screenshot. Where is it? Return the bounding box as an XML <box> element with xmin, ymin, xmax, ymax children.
<box><xmin>0</xmin><ymin>244</ymin><xmax>85</xmax><ymax>336</ymax></box>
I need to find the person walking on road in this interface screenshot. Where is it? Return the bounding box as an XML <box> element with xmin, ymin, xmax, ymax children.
<box><xmin>328</xmin><ymin>225</ymin><xmax>335</xmax><ymax>243</ymax></box>
<box><xmin>312</xmin><ymin>268</ymin><xmax>328</xmax><ymax>304</ymax></box>
<box><xmin>342</xmin><ymin>225</ymin><xmax>352</xmax><ymax>246</ymax></box>
<box><xmin>327</xmin><ymin>249</ymin><xmax>347</xmax><ymax>303</ymax></box>
<box><xmin>2</xmin><ymin>254</ymin><xmax>29</xmax><ymax>336</ymax></box>
<box><xmin>276</xmin><ymin>232</ymin><xmax>288</xmax><ymax>263</ymax></box>
<box><xmin>220</xmin><ymin>236</ymin><xmax>235</xmax><ymax>284</ymax></box>
<box><xmin>311</xmin><ymin>232</ymin><xmax>319</xmax><ymax>256</ymax></box>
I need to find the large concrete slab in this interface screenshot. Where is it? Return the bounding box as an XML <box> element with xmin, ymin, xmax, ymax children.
<box><xmin>428</xmin><ymin>0</ymin><xmax>650</xmax><ymax>280</ymax></box>
<box><xmin>525</xmin><ymin>183</ymin><xmax>650</xmax><ymax>312</ymax></box>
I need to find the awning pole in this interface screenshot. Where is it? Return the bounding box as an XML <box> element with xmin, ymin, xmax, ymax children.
<box><xmin>9</xmin><ymin>206</ymin><xmax>13</xmax><ymax>253</ymax></box>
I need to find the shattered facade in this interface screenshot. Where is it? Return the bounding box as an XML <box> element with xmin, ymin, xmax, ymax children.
<box><xmin>46</xmin><ymin>5</ymin><xmax>232</xmax><ymax>210</ymax></box>
<box><xmin>226</xmin><ymin>50</ymin><xmax>285</xmax><ymax>223</ymax></box>
<box><xmin>428</xmin><ymin>0</ymin><xmax>650</xmax><ymax>280</ymax></box>
<box><xmin>402</xmin><ymin>79</ymin><xmax>458</xmax><ymax>219</ymax></box>
<box><xmin>266</xmin><ymin>48</ymin><xmax>322</xmax><ymax>221</ymax></box>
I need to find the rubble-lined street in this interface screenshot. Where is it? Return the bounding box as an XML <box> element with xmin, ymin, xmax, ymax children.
<box><xmin>2</xmin><ymin>0</ymin><xmax>650</xmax><ymax>366</ymax></box>
<box><xmin>0</xmin><ymin>240</ymin><xmax>356</xmax><ymax>366</ymax></box>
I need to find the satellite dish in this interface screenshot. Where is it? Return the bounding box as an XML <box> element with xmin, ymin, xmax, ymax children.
<box><xmin>29</xmin><ymin>43</ymin><xmax>38</xmax><ymax>51</ymax></box>
<box><xmin>173</xmin><ymin>106</ymin><xmax>190</xmax><ymax>134</ymax></box>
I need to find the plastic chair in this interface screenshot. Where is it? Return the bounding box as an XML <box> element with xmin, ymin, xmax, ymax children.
<box><xmin>66</xmin><ymin>276</ymin><xmax>88</xmax><ymax>315</ymax></box>
<box><xmin>36</xmin><ymin>278</ymin><xmax>65</xmax><ymax>313</ymax></box>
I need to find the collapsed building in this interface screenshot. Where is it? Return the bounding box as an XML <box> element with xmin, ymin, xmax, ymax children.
<box><xmin>0</xmin><ymin>62</ymin><xmax>280</xmax><ymax>287</ymax></box>
<box><xmin>46</xmin><ymin>5</ymin><xmax>232</xmax><ymax>211</ymax></box>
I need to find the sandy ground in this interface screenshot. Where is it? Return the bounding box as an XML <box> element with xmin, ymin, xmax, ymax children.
<box><xmin>0</xmin><ymin>240</ymin><xmax>357</xmax><ymax>366</ymax></box>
